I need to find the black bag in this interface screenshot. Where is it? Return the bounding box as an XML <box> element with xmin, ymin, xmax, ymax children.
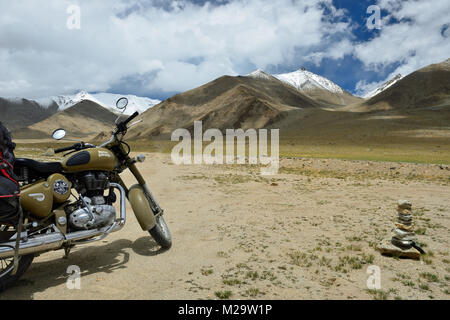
<box><xmin>0</xmin><ymin>121</ymin><xmax>20</xmax><ymax>224</ymax></box>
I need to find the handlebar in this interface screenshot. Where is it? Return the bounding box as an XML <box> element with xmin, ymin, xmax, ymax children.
<box><xmin>116</xmin><ymin>111</ymin><xmax>139</xmax><ymax>133</ymax></box>
<box><xmin>56</xmin><ymin>111</ymin><xmax>141</xmax><ymax>151</ymax></box>
<box><xmin>54</xmin><ymin>144</ymin><xmax>80</xmax><ymax>154</ymax></box>
<box><xmin>123</xmin><ymin>111</ymin><xmax>139</xmax><ymax>126</ymax></box>
<box><xmin>54</xmin><ymin>142</ymin><xmax>95</xmax><ymax>154</ymax></box>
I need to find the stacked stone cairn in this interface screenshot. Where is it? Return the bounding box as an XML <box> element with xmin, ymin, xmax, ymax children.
<box><xmin>391</xmin><ymin>200</ymin><xmax>416</xmax><ymax>249</ymax></box>
<box><xmin>378</xmin><ymin>200</ymin><xmax>424</xmax><ymax>259</ymax></box>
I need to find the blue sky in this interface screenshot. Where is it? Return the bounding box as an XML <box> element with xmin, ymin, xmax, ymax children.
<box><xmin>0</xmin><ymin>0</ymin><xmax>449</xmax><ymax>100</ymax></box>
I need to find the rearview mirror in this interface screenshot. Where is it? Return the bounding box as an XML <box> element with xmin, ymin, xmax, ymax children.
<box><xmin>52</xmin><ymin>129</ymin><xmax>66</xmax><ymax>140</ymax></box>
<box><xmin>116</xmin><ymin>97</ymin><xmax>128</xmax><ymax>111</ymax></box>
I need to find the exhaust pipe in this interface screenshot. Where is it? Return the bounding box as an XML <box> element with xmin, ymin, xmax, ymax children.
<box><xmin>0</xmin><ymin>183</ymin><xmax>127</xmax><ymax>259</ymax></box>
<box><xmin>0</xmin><ymin>232</ymin><xmax>65</xmax><ymax>259</ymax></box>
<box><xmin>0</xmin><ymin>227</ymin><xmax>112</xmax><ymax>259</ymax></box>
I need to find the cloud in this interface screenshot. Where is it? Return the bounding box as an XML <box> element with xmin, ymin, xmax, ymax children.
<box><xmin>353</xmin><ymin>0</ymin><xmax>450</xmax><ymax>96</ymax></box>
<box><xmin>0</xmin><ymin>0</ymin><xmax>352</xmax><ymax>99</ymax></box>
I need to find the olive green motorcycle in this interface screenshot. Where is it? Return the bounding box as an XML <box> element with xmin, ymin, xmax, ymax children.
<box><xmin>0</xmin><ymin>97</ymin><xmax>171</xmax><ymax>291</ymax></box>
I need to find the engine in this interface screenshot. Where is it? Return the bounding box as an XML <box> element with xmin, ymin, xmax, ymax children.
<box><xmin>65</xmin><ymin>171</ymin><xmax>116</xmax><ymax>230</ymax></box>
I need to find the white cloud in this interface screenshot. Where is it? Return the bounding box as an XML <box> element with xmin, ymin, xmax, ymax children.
<box><xmin>354</xmin><ymin>0</ymin><xmax>450</xmax><ymax>95</ymax></box>
<box><xmin>0</xmin><ymin>0</ymin><xmax>352</xmax><ymax>99</ymax></box>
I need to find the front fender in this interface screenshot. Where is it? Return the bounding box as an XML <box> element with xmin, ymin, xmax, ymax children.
<box><xmin>128</xmin><ymin>185</ymin><xmax>156</xmax><ymax>231</ymax></box>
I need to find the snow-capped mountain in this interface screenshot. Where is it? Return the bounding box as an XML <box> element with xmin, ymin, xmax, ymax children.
<box><xmin>274</xmin><ymin>67</ymin><xmax>344</xmax><ymax>94</ymax></box>
<box><xmin>363</xmin><ymin>74</ymin><xmax>403</xmax><ymax>99</ymax></box>
<box><xmin>245</xmin><ymin>67</ymin><xmax>362</xmax><ymax>106</ymax></box>
<box><xmin>246</xmin><ymin>69</ymin><xmax>274</xmax><ymax>80</ymax></box>
<box><xmin>46</xmin><ymin>91</ymin><xmax>160</xmax><ymax>115</ymax></box>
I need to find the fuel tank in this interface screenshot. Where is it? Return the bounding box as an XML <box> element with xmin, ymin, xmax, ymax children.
<box><xmin>61</xmin><ymin>148</ymin><xmax>118</xmax><ymax>173</ymax></box>
<box><xmin>21</xmin><ymin>174</ymin><xmax>71</xmax><ymax>218</ymax></box>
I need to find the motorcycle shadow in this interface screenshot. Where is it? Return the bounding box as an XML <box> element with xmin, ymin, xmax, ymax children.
<box><xmin>0</xmin><ymin>235</ymin><xmax>166</xmax><ymax>299</ymax></box>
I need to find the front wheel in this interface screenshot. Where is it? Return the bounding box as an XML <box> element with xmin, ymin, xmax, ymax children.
<box><xmin>149</xmin><ymin>216</ymin><xmax>172</xmax><ymax>249</ymax></box>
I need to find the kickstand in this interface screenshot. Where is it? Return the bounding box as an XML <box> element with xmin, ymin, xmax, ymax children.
<box><xmin>11</xmin><ymin>203</ymin><xmax>24</xmax><ymax>276</ymax></box>
<box><xmin>63</xmin><ymin>246</ymin><xmax>72</xmax><ymax>259</ymax></box>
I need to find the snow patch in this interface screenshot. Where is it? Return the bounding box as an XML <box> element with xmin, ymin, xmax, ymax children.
<box><xmin>51</xmin><ymin>91</ymin><xmax>161</xmax><ymax>115</ymax></box>
<box><xmin>363</xmin><ymin>74</ymin><xmax>403</xmax><ymax>99</ymax></box>
<box><xmin>246</xmin><ymin>69</ymin><xmax>272</xmax><ymax>80</ymax></box>
<box><xmin>274</xmin><ymin>68</ymin><xmax>344</xmax><ymax>94</ymax></box>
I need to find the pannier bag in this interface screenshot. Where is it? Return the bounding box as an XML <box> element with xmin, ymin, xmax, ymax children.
<box><xmin>0</xmin><ymin>121</ymin><xmax>20</xmax><ymax>224</ymax></box>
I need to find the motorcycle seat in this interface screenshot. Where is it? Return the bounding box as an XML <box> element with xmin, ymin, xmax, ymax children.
<box><xmin>14</xmin><ymin>158</ymin><xmax>63</xmax><ymax>175</ymax></box>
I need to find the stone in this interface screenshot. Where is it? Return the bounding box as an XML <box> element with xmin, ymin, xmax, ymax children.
<box><xmin>395</xmin><ymin>223</ymin><xmax>414</xmax><ymax>231</ymax></box>
<box><xmin>398</xmin><ymin>220</ymin><xmax>412</xmax><ymax>227</ymax></box>
<box><xmin>391</xmin><ymin>237</ymin><xmax>413</xmax><ymax>249</ymax></box>
<box><xmin>397</xmin><ymin>219</ymin><xmax>412</xmax><ymax>226</ymax></box>
<box><xmin>397</xmin><ymin>208</ymin><xmax>412</xmax><ymax>215</ymax></box>
<box><xmin>398</xmin><ymin>214</ymin><xmax>412</xmax><ymax>222</ymax></box>
<box><xmin>393</xmin><ymin>235</ymin><xmax>417</xmax><ymax>242</ymax></box>
<box><xmin>393</xmin><ymin>228</ymin><xmax>416</xmax><ymax>240</ymax></box>
<box><xmin>377</xmin><ymin>239</ymin><xmax>421</xmax><ymax>260</ymax></box>
<box><xmin>398</xmin><ymin>200</ymin><xmax>412</xmax><ymax>210</ymax></box>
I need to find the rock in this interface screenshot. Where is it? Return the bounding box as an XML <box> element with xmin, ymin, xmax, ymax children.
<box><xmin>393</xmin><ymin>235</ymin><xmax>417</xmax><ymax>242</ymax></box>
<box><xmin>398</xmin><ymin>214</ymin><xmax>412</xmax><ymax>222</ymax></box>
<box><xmin>397</xmin><ymin>208</ymin><xmax>412</xmax><ymax>215</ymax></box>
<box><xmin>397</xmin><ymin>200</ymin><xmax>412</xmax><ymax>209</ymax></box>
<box><xmin>391</xmin><ymin>237</ymin><xmax>413</xmax><ymax>249</ymax></box>
<box><xmin>377</xmin><ymin>239</ymin><xmax>421</xmax><ymax>260</ymax></box>
<box><xmin>270</xmin><ymin>183</ymin><xmax>278</xmax><ymax>187</ymax></box>
<box><xmin>393</xmin><ymin>228</ymin><xmax>416</xmax><ymax>240</ymax></box>
<box><xmin>398</xmin><ymin>213</ymin><xmax>412</xmax><ymax>219</ymax></box>
<box><xmin>397</xmin><ymin>221</ymin><xmax>412</xmax><ymax>227</ymax></box>
<box><xmin>395</xmin><ymin>223</ymin><xmax>414</xmax><ymax>231</ymax></box>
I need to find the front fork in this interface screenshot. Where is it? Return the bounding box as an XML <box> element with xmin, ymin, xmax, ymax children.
<box><xmin>116</xmin><ymin>162</ymin><xmax>163</xmax><ymax>231</ymax></box>
<box><xmin>128</xmin><ymin>163</ymin><xmax>163</xmax><ymax>215</ymax></box>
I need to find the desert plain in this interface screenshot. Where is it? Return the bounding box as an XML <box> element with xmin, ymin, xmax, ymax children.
<box><xmin>0</xmin><ymin>142</ymin><xmax>448</xmax><ymax>300</ymax></box>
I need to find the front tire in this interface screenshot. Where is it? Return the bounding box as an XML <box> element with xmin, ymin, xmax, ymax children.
<box><xmin>0</xmin><ymin>254</ymin><xmax>34</xmax><ymax>292</ymax></box>
<box><xmin>149</xmin><ymin>216</ymin><xmax>172</xmax><ymax>249</ymax></box>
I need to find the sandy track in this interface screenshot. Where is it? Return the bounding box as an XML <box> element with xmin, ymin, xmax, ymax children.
<box><xmin>1</xmin><ymin>153</ymin><xmax>449</xmax><ymax>300</ymax></box>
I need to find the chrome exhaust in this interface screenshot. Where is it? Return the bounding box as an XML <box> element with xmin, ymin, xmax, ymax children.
<box><xmin>0</xmin><ymin>229</ymin><xmax>65</xmax><ymax>259</ymax></box>
<box><xmin>0</xmin><ymin>183</ymin><xmax>128</xmax><ymax>259</ymax></box>
<box><xmin>0</xmin><ymin>225</ymin><xmax>115</xmax><ymax>259</ymax></box>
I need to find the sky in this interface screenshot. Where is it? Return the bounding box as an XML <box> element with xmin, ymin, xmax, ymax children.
<box><xmin>0</xmin><ymin>0</ymin><xmax>449</xmax><ymax>100</ymax></box>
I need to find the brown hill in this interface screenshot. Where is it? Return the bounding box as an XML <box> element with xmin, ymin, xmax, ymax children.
<box><xmin>0</xmin><ymin>98</ymin><xmax>58</xmax><ymax>130</ymax></box>
<box><xmin>355</xmin><ymin>58</ymin><xmax>450</xmax><ymax>112</ymax></box>
<box><xmin>16</xmin><ymin>100</ymin><xmax>117</xmax><ymax>139</ymax></box>
<box><xmin>128</xmin><ymin>75</ymin><xmax>325</xmax><ymax>139</ymax></box>
<box><xmin>267</xmin><ymin>59</ymin><xmax>450</xmax><ymax>158</ymax></box>
<box><xmin>303</xmin><ymin>88</ymin><xmax>363</xmax><ymax>107</ymax></box>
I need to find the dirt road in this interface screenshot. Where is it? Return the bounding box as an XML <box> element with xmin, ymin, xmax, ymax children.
<box><xmin>1</xmin><ymin>153</ymin><xmax>449</xmax><ymax>300</ymax></box>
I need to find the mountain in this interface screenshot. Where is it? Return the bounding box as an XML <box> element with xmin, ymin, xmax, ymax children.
<box><xmin>49</xmin><ymin>91</ymin><xmax>161</xmax><ymax>115</ymax></box>
<box><xmin>246</xmin><ymin>69</ymin><xmax>280</xmax><ymax>81</ymax></box>
<box><xmin>360</xmin><ymin>58</ymin><xmax>450</xmax><ymax>111</ymax></box>
<box><xmin>274</xmin><ymin>67</ymin><xmax>362</xmax><ymax>106</ymax></box>
<box><xmin>1</xmin><ymin>91</ymin><xmax>159</xmax><ymax>134</ymax></box>
<box><xmin>14</xmin><ymin>100</ymin><xmax>117</xmax><ymax>139</ymax></box>
<box><xmin>363</xmin><ymin>74</ymin><xmax>403</xmax><ymax>99</ymax></box>
<box><xmin>0</xmin><ymin>97</ymin><xmax>59</xmax><ymax>130</ymax></box>
<box><xmin>127</xmin><ymin>73</ymin><xmax>324</xmax><ymax>139</ymax></box>
<box><xmin>246</xmin><ymin>68</ymin><xmax>362</xmax><ymax>107</ymax></box>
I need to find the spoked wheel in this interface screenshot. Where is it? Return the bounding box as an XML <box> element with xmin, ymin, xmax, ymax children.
<box><xmin>149</xmin><ymin>215</ymin><xmax>172</xmax><ymax>249</ymax></box>
<box><xmin>0</xmin><ymin>254</ymin><xmax>34</xmax><ymax>292</ymax></box>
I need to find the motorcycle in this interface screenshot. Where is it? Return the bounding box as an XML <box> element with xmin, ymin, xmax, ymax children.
<box><xmin>0</xmin><ymin>97</ymin><xmax>171</xmax><ymax>291</ymax></box>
